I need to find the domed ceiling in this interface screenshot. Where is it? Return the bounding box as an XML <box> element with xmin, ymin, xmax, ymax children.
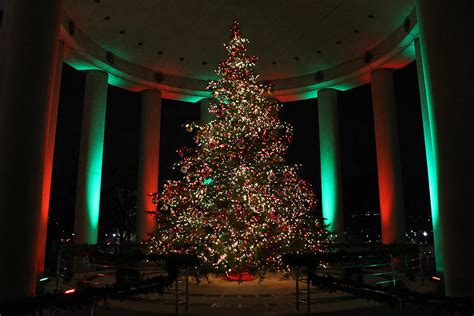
<box><xmin>64</xmin><ymin>0</ymin><xmax>414</xmax><ymax>82</ymax></box>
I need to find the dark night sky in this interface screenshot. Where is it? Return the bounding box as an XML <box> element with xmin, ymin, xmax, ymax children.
<box><xmin>49</xmin><ymin>61</ymin><xmax>430</xmax><ymax>240</ymax></box>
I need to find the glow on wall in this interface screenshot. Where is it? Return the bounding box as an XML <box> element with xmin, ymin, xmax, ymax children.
<box><xmin>415</xmin><ymin>39</ymin><xmax>443</xmax><ymax>272</ymax></box>
<box><xmin>317</xmin><ymin>89</ymin><xmax>343</xmax><ymax>238</ymax></box>
<box><xmin>74</xmin><ymin>71</ymin><xmax>108</xmax><ymax>244</ymax></box>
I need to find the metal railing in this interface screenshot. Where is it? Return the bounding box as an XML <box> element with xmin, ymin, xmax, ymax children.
<box><xmin>293</xmin><ymin>252</ymin><xmax>425</xmax><ymax>314</ymax></box>
<box><xmin>53</xmin><ymin>251</ymin><xmax>191</xmax><ymax>315</ymax></box>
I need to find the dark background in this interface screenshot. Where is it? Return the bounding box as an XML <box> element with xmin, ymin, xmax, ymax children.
<box><xmin>48</xmin><ymin>61</ymin><xmax>430</xmax><ymax>245</ymax></box>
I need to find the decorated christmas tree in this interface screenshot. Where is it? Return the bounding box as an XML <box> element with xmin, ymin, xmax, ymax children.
<box><xmin>149</xmin><ymin>22</ymin><xmax>330</xmax><ymax>276</ymax></box>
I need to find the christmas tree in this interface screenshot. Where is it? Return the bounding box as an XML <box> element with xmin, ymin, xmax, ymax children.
<box><xmin>149</xmin><ymin>22</ymin><xmax>330</xmax><ymax>275</ymax></box>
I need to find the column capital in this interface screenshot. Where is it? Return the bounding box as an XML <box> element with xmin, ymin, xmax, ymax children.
<box><xmin>371</xmin><ymin>68</ymin><xmax>394</xmax><ymax>76</ymax></box>
<box><xmin>317</xmin><ymin>89</ymin><xmax>338</xmax><ymax>108</ymax></box>
<box><xmin>199</xmin><ymin>97</ymin><xmax>214</xmax><ymax>103</ymax></box>
<box><xmin>317</xmin><ymin>87</ymin><xmax>339</xmax><ymax>94</ymax></box>
<box><xmin>142</xmin><ymin>88</ymin><xmax>162</xmax><ymax>96</ymax></box>
<box><xmin>85</xmin><ymin>69</ymin><xmax>108</xmax><ymax>76</ymax></box>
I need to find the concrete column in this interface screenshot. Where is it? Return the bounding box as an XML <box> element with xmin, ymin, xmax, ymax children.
<box><xmin>200</xmin><ymin>97</ymin><xmax>215</xmax><ymax>123</ymax></box>
<box><xmin>371</xmin><ymin>69</ymin><xmax>405</xmax><ymax>244</ymax></box>
<box><xmin>36</xmin><ymin>41</ymin><xmax>65</xmax><ymax>277</ymax></box>
<box><xmin>414</xmin><ymin>38</ymin><xmax>443</xmax><ymax>273</ymax></box>
<box><xmin>136</xmin><ymin>90</ymin><xmax>162</xmax><ymax>241</ymax></box>
<box><xmin>0</xmin><ymin>0</ymin><xmax>13</xmax><ymax>97</ymax></box>
<box><xmin>317</xmin><ymin>89</ymin><xmax>344</xmax><ymax>241</ymax></box>
<box><xmin>416</xmin><ymin>0</ymin><xmax>474</xmax><ymax>298</ymax></box>
<box><xmin>0</xmin><ymin>0</ymin><xmax>63</xmax><ymax>299</ymax></box>
<box><xmin>74</xmin><ymin>70</ymin><xmax>108</xmax><ymax>245</ymax></box>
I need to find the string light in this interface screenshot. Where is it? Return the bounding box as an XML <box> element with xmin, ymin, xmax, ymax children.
<box><xmin>148</xmin><ymin>21</ymin><xmax>330</xmax><ymax>275</ymax></box>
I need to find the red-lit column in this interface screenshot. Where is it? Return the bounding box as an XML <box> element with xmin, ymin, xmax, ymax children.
<box><xmin>74</xmin><ymin>70</ymin><xmax>108</xmax><ymax>244</ymax></box>
<box><xmin>200</xmin><ymin>97</ymin><xmax>215</xmax><ymax>123</ymax></box>
<box><xmin>371</xmin><ymin>69</ymin><xmax>406</xmax><ymax>244</ymax></box>
<box><xmin>317</xmin><ymin>89</ymin><xmax>344</xmax><ymax>241</ymax></box>
<box><xmin>136</xmin><ymin>90</ymin><xmax>162</xmax><ymax>241</ymax></box>
<box><xmin>37</xmin><ymin>41</ymin><xmax>64</xmax><ymax>277</ymax></box>
<box><xmin>0</xmin><ymin>0</ymin><xmax>63</xmax><ymax>299</ymax></box>
<box><xmin>416</xmin><ymin>0</ymin><xmax>474</xmax><ymax>298</ymax></box>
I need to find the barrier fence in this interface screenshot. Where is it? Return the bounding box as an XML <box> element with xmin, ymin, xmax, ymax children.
<box><xmin>2</xmin><ymin>244</ymin><xmax>472</xmax><ymax>315</ymax></box>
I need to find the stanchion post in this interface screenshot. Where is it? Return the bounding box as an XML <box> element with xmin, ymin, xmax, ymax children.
<box><xmin>307</xmin><ymin>269</ymin><xmax>310</xmax><ymax>314</ymax></box>
<box><xmin>90</xmin><ymin>297</ymin><xmax>96</xmax><ymax>316</ymax></box>
<box><xmin>391</xmin><ymin>254</ymin><xmax>396</xmax><ymax>286</ymax></box>
<box><xmin>185</xmin><ymin>267</ymin><xmax>189</xmax><ymax>312</ymax></box>
<box><xmin>419</xmin><ymin>252</ymin><xmax>425</xmax><ymax>285</ymax></box>
<box><xmin>295</xmin><ymin>266</ymin><xmax>300</xmax><ymax>311</ymax></box>
<box><xmin>175</xmin><ymin>277</ymin><xmax>179</xmax><ymax>315</ymax></box>
<box><xmin>398</xmin><ymin>297</ymin><xmax>403</xmax><ymax>316</ymax></box>
<box><xmin>56</xmin><ymin>250</ymin><xmax>62</xmax><ymax>290</ymax></box>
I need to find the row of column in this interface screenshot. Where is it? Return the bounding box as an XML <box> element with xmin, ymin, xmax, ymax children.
<box><xmin>72</xmin><ymin>73</ymin><xmax>162</xmax><ymax>245</ymax></box>
<box><xmin>317</xmin><ymin>68</ymin><xmax>405</xmax><ymax>245</ymax></box>
<box><xmin>0</xmin><ymin>0</ymin><xmax>163</xmax><ymax>299</ymax></box>
<box><xmin>318</xmin><ymin>0</ymin><xmax>473</xmax><ymax>299</ymax></box>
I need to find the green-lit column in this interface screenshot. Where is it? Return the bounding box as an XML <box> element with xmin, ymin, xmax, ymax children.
<box><xmin>317</xmin><ymin>89</ymin><xmax>343</xmax><ymax>240</ymax></box>
<box><xmin>0</xmin><ymin>0</ymin><xmax>62</xmax><ymax>299</ymax></box>
<box><xmin>416</xmin><ymin>0</ymin><xmax>474</xmax><ymax>298</ymax></box>
<box><xmin>200</xmin><ymin>97</ymin><xmax>215</xmax><ymax>124</ymax></box>
<box><xmin>136</xmin><ymin>90</ymin><xmax>162</xmax><ymax>241</ymax></box>
<box><xmin>74</xmin><ymin>70</ymin><xmax>108</xmax><ymax>244</ymax></box>
<box><xmin>414</xmin><ymin>38</ymin><xmax>443</xmax><ymax>273</ymax></box>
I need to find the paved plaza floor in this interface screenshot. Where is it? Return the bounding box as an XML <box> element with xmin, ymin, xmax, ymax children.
<box><xmin>46</xmin><ymin>272</ymin><xmax>439</xmax><ymax>315</ymax></box>
<box><xmin>95</xmin><ymin>273</ymin><xmax>387</xmax><ymax>315</ymax></box>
